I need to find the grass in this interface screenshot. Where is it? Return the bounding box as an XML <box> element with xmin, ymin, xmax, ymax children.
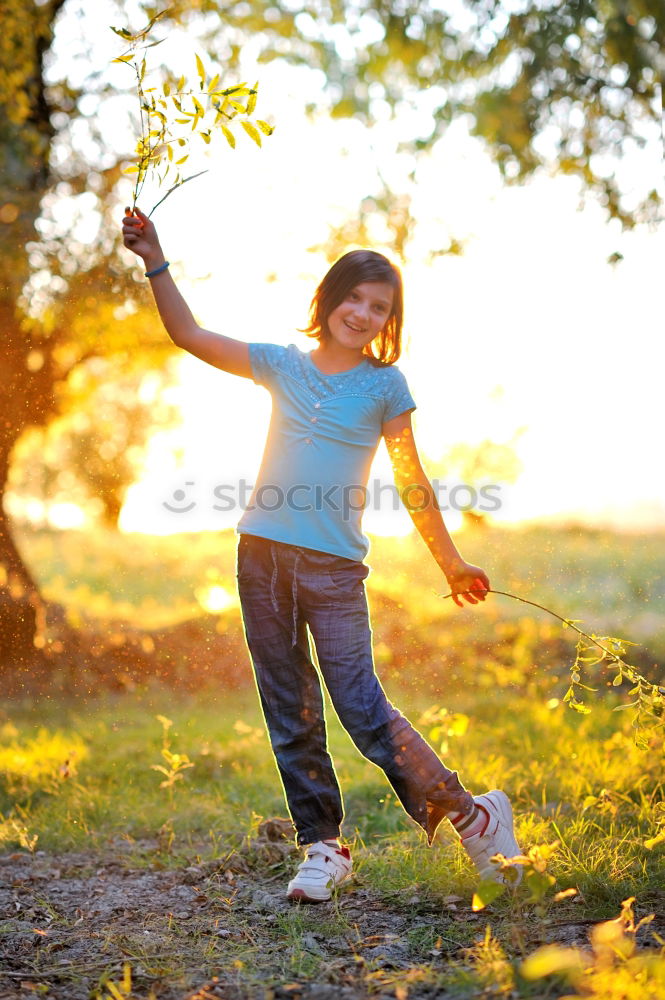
<box><xmin>1</xmin><ymin>684</ymin><xmax>662</xmax><ymax>884</ymax></box>
<box><xmin>2</xmin><ymin>522</ymin><xmax>665</xmax><ymax>998</ymax></box>
<box><xmin>14</xmin><ymin>520</ymin><xmax>665</xmax><ymax>646</ymax></box>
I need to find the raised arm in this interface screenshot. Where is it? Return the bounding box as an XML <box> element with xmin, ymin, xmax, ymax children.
<box><xmin>382</xmin><ymin>411</ymin><xmax>489</xmax><ymax>608</ymax></box>
<box><xmin>121</xmin><ymin>207</ymin><xmax>252</xmax><ymax>379</ymax></box>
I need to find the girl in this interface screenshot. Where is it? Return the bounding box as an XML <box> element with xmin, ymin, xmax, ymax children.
<box><xmin>122</xmin><ymin>207</ymin><xmax>522</xmax><ymax>902</ymax></box>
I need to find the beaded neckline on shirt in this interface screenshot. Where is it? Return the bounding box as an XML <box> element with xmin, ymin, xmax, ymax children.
<box><xmin>306</xmin><ymin>352</ymin><xmax>369</xmax><ymax>378</ymax></box>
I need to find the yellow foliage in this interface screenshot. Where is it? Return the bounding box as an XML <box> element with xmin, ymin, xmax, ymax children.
<box><xmin>0</xmin><ymin>725</ymin><xmax>87</xmax><ymax>798</ymax></box>
<box><xmin>0</xmin><ymin>1</ymin><xmax>53</xmax><ymax>130</ymax></box>
<box><xmin>521</xmin><ymin>898</ymin><xmax>663</xmax><ymax>998</ymax></box>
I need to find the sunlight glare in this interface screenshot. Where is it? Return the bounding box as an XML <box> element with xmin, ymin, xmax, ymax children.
<box><xmin>195</xmin><ymin>583</ymin><xmax>238</xmax><ymax>613</ymax></box>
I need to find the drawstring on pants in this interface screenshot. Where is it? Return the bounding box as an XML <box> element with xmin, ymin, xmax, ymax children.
<box><xmin>269</xmin><ymin>544</ymin><xmax>279</xmax><ymax>614</ymax></box>
<box><xmin>269</xmin><ymin>542</ymin><xmax>301</xmax><ymax>647</ymax></box>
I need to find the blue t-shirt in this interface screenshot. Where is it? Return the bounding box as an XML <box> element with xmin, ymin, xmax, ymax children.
<box><xmin>236</xmin><ymin>343</ymin><xmax>417</xmax><ymax>561</ymax></box>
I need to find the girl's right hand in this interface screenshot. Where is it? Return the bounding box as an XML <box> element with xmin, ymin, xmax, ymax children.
<box><xmin>122</xmin><ymin>206</ymin><xmax>162</xmax><ymax>263</ymax></box>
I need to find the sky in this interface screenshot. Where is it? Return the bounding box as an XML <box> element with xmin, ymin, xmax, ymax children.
<box><xmin>36</xmin><ymin>1</ymin><xmax>665</xmax><ymax>536</ymax></box>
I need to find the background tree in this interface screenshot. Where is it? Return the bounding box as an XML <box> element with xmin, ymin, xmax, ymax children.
<box><xmin>302</xmin><ymin>0</ymin><xmax>664</xmax><ymax>229</ymax></box>
<box><xmin>0</xmin><ymin>1</ymin><xmax>175</xmax><ymax>671</ymax></box>
<box><xmin>9</xmin><ymin>360</ymin><xmax>181</xmax><ymax>531</ymax></box>
<box><xmin>1</xmin><ymin>0</ymin><xmax>663</xmax><ymax>672</ymax></box>
<box><xmin>437</xmin><ymin>434</ymin><xmax>525</xmax><ymax>530</ymax></box>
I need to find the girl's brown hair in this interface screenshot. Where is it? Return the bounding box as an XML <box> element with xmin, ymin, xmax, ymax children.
<box><xmin>302</xmin><ymin>250</ymin><xmax>404</xmax><ymax>365</ymax></box>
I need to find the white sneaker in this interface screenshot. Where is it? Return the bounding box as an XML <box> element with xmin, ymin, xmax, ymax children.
<box><xmin>462</xmin><ymin>790</ymin><xmax>523</xmax><ymax>886</ymax></box>
<box><xmin>286</xmin><ymin>841</ymin><xmax>352</xmax><ymax>902</ymax></box>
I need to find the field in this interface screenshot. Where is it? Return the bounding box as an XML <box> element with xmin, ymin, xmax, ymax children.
<box><xmin>1</xmin><ymin>523</ymin><xmax>664</xmax><ymax>999</ymax></box>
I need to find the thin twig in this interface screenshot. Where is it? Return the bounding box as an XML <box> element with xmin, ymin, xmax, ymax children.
<box><xmin>134</xmin><ymin>62</ymin><xmax>148</xmax><ymax>207</ymax></box>
<box><xmin>439</xmin><ymin>587</ymin><xmax>665</xmax><ymax>702</ymax></box>
<box><xmin>439</xmin><ymin>587</ymin><xmax>623</xmax><ymax>662</ymax></box>
<box><xmin>147</xmin><ymin>170</ymin><xmax>209</xmax><ymax>216</ymax></box>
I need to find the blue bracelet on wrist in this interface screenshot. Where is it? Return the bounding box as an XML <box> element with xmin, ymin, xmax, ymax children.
<box><xmin>145</xmin><ymin>260</ymin><xmax>170</xmax><ymax>278</ymax></box>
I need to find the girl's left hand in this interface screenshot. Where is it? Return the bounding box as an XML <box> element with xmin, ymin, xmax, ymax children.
<box><xmin>445</xmin><ymin>562</ymin><xmax>490</xmax><ymax>608</ymax></box>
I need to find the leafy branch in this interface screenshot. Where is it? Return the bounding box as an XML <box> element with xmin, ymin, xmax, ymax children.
<box><xmin>110</xmin><ymin>8</ymin><xmax>274</xmax><ymax>216</ymax></box>
<box><xmin>439</xmin><ymin>587</ymin><xmax>664</xmax><ymax>745</ymax></box>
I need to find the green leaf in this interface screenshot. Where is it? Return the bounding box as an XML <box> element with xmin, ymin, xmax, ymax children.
<box><xmin>471</xmin><ymin>879</ymin><xmax>505</xmax><ymax>911</ymax></box>
<box><xmin>147</xmin><ymin>8</ymin><xmax>170</xmax><ymax>28</ymax></box>
<box><xmin>644</xmin><ymin>828</ymin><xmax>665</xmax><ymax>850</ymax></box>
<box><xmin>447</xmin><ymin>713</ymin><xmax>469</xmax><ymax>737</ymax></box>
<box><xmin>241</xmin><ymin>121</ymin><xmax>262</xmax><ymax>146</ymax></box>
<box><xmin>525</xmin><ymin>869</ymin><xmax>556</xmax><ymax>902</ymax></box>
<box><xmin>195</xmin><ymin>53</ymin><xmax>206</xmax><ymax>87</ymax></box>
<box><xmin>521</xmin><ymin>945</ymin><xmax>584</xmax><ymax>980</ymax></box>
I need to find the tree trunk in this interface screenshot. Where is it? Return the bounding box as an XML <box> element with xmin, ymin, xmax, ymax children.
<box><xmin>0</xmin><ymin>1</ymin><xmax>66</xmax><ymax>676</ymax></box>
<box><xmin>0</xmin><ymin>443</ymin><xmax>49</xmax><ymax>678</ymax></box>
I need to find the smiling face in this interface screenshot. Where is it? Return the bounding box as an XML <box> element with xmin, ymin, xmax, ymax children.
<box><xmin>326</xmin><ymin>282</ymin><xmax>395</xmax><ymax>353</ymax></box>
<box><xmin>303</xmin><ymin>249</ymin><xmax>404</xmax><ymax>364</ymax></box>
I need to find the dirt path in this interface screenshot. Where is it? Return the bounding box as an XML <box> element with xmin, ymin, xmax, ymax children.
<box><xmin>1</xmin><ymin>827</ymin><xmax>660</xmax><ymax>1000</ymax></box>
